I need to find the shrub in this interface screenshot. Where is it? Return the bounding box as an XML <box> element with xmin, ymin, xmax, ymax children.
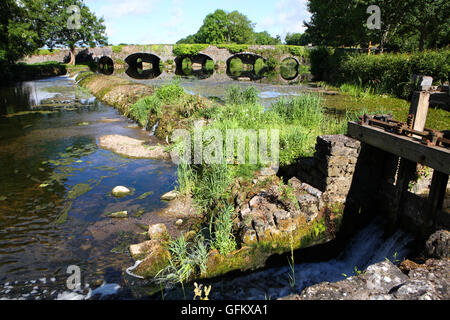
<box><xmin>225</xmin><ymin>85</ymin><xmax>259</xmax><ymax>105</ymax></box>
<box><xmin>216</xmin><ymin>44</ymin><xmax>248</xmax><ymax>53</ymax></box>
<box><xmin>129</xmin><ymin>95</ymin><xmax>162</xmax><ymax>126</ymax></box>
<box><xmin>311</xmin><ymin>48</ymin><xmax>450</xmax><ymax>98</ymax></box>
<box><xmin>172</xmin><ymin>44</ymin><xmax>209</xmax><ymax>56</ymax></box>
<box><xmin>112</xmin><ymin>45</ymin><xmax>123</xmax><ymax>53</ymax></box>
<box><xmin>265</xmin><ymin>56</ymin><xmax>279</xmax><ymax>71</ymax></box>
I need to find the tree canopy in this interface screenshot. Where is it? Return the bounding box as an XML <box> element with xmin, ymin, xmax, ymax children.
<box><xmin>0</xmin><ymin>0</ymin><xmax>107</xmax><ymax>64</ymax></box>
<box><xmin>305</xmin><ymin>0</ymin><xmax>450</xmax><ymax>51</ymax></box>
<box><xmin>177</xmin><ymin>9</ymin><xmax>280</xmax><ymax>45</ymax></box>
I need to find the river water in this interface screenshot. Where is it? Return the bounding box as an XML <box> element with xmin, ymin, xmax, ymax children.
<box><xmin>0</xmin><ymin>75</ymin><xmax>414</xmax><ymax>300</ymax></box>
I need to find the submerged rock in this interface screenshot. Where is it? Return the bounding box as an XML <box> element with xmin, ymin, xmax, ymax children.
<box><xmin>160</xmin><ymin>190</ymin><xmax>178</xmax><ymax>201</ymax></box>
<box><xmin>129</xmin><ymin>240</ymin><xmax>159</xmax><ymax>260</ymax></box>
<box><xmin>98</xmin><ymin>134</ymin><xmax>170</xmax><ymax>160</ymax></box>
<box><xmin>133</xmin><ymin>242</ymin><xmax>171</xmax><ymax>278</ymax></box>
<box><xmin>112</xmin><ymin>186</ymin><xmax>131</xmax><ymax>197</ymax></box>
<box><xmin>106</xmin><ymin>211</ymin><xmax>128</xmax><ymax>218</ymax></box>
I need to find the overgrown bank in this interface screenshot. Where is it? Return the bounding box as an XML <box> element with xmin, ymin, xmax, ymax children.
<box><xmin>75</xmin><ymin>73</ymin><xmax>370</xmax><ymax>288</ymax></box>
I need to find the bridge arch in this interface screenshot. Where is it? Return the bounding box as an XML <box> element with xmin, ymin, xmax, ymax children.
<box><xmin>124</xmin><ymin>53</ymin><xmax>162</xmax><ymax>79</ymax></box>
<box><xmin>280</xmin><ymin>57</ymin><xmax>300</xmax><ymax>81</ymax></box>
<box><xmin>98</xmin><ymin>56</ymin><xmax>114</xmax><ymax>75</ymax></box>
<box><xmin>226</xmin><ymin>52</ymin><xmax>266</xmax><ymax>81</ymax></box>
<box><xmin>175</xmin><ymin>53</ymin><xmax>214</xmax><ymax>79</ymax></box>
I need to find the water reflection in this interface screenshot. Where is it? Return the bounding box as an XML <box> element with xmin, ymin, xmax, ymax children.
<box><xmin>174</xmin><ymin>55</ymin><xmax>214</xmax><ymax>80</ymax></box>
<box><xmin>124</xmin><ymin>53</ymin><xmax>162</xmax><ymax>80</ymax></box>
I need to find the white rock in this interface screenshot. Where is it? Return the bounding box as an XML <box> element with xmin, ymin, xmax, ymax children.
<box><xmin>112</xmin><ymin>186</ymin><xmax>131</xmax><ymax>197</ymax></box>
<box><xmin>160</xmin><ymin>190</ymin><xmax>178</xmax><ymax>201</ymax></box>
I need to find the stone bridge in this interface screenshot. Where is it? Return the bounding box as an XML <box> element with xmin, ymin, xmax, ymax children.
<box><xmin>24</xmin><ymin>44</ymin><xmax>309</xmax><ymax>82</ymax></box>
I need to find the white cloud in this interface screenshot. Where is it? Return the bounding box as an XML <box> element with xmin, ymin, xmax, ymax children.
<box><xmin>163</xmin><ymin>0</ymin><xmax>184</xmax><ymax>28</ymax></box>
<box><xmin>96</xmin><ymin>0</ymin><xmax>161</xmax><ymax>19</ymax></box>
<box><xmin>258</xmin><ymin>0</ymin><xmax>310</xmax><ymax>40</ymax></box>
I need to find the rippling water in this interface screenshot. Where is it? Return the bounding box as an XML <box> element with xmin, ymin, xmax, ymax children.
<box><xmin>0</xmin><ymin>76</ymin><xmax>177</xmax><ymax>299</ymax></box>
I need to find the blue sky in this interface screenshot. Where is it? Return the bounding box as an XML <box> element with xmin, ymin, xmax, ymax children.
<box><xmin>84</xmin><ymin>0</ymin><xmax>311</xmax><ymax>45</ymax></box>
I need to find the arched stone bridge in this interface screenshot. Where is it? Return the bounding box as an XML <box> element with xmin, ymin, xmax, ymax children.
<box><xmin>24</xmin><ymin>44</ymin><xmax>309</xmax><ymax>82</ymax></box>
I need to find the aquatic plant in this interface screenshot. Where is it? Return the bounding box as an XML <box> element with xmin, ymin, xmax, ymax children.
<box><xmin>225</xmin><ymin>85</ymin><xmax>259</xmax><ymax>105</ymax></box>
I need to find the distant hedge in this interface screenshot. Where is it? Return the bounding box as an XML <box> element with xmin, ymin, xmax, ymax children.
<box><xmin>310</xmin><ymin>48</ymin><xmax>450</xmax><ymax>98</ymax></box>
<box><xmin>172</xmin><ymin>44</ymin><xmax>209</xmax><ymax>56</ymax></box>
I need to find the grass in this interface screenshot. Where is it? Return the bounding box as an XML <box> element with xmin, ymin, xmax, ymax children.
<box><xmin>211</xmin><ymin>204</ymin><xmax>237</xmax><ymax>255</ymax></box>
<box><xmin>322</xmin><ymin>86</ymin><xmax>449</xmax><ymax>131</ymax></box>
<box><xmin>156</xmin><ymin>234</ymin><xmax>210</xmax><ymax>285</ymax></box>
<box><xmin>129</xmin><ymin>81</ymin><xmax>187</xmax><ymax>127</ymax></box>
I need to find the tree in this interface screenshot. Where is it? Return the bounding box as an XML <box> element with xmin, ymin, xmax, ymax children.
<box><xmin>285</xmin><ymin>32</ymin><xmax>311</xmax><ymax>46</ymax></box>
<box><xmin>304</xmin><ymin>0</ymin><xmax>449</xmax><ymax>51</ymax></box>
<box><xmin>254</xmin><ymin>31</ymin><xmax>281</xmax><ymax>45</ymax></box>
<box><xmin>196</xmin><ymin>9</ymin><xmax>229</xmax><ymax>44</ymax></box>
<box><xmin>0</xmin><ymin>0</ymin><xmax>40</xmax><ymax>64</ymax></box>
<box><xmin>177</xmin><ymin>9</ymin><xmax>256</xmax><ymax>45</ymax></box>
<box><xmin>27</xmin><ymin>0</ymin><xmax>107</xmax><ymax>64</ymax></box>
<box><xmin>227</xmin><ymin>11</ymin><xmax>255</xmax><ymax>44</ymax></box>
<box><xmin>403</xmin><ymin>0</ymin><xmax>450</xmax><ymax>50</ymax></box>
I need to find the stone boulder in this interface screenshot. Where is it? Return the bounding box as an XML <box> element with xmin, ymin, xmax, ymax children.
<box><xmin>425</xmin><ymin>230</ymin><xmax>450</xmax><ymax>259</ymax></box>
<box><xmin>112</xmin><ymin>186</ymin><xmax>131</xmax><ymax>197</ymax></box>
<box><xmin>148</xmin><ymin>223</ymin><xmax>169</xmax><ymax>241</ymax></box>
<box><xmin>160</xmin><ymin>190</ymin><xmax>178</xmax><ymax>201</ymax></box>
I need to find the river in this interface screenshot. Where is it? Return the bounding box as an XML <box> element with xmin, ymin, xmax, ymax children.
<box><xmin>0</xmin><ymin>75</ymin><xmax>414</xmax><ymax>300</ymax></box>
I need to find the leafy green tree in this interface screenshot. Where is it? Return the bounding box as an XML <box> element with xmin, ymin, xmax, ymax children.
<box><xmin>177</xmin><ymin>9</ymin><xmax>256</xmax><ymax>45</ymax></box>
<box><xmin>403</xmin><ymin>0</ymin><xmax>450</xmax><ymax>50</ymax></box>
<box><xmin>305</xmin><ymin>0</ymin><xmax>449</xmax><ymax>51</ymax></box>
<box><xmin>26</xmin><ymin>0</ymin><xmax>107</xmax><ymax>64</ymax></box>
<box><xmin>254</xmin><ymin>31</ymin><xmax>281</xmax><ymax>45</ymax></box>
<box><xmin>227</xmin><ymin>11</ymin><xmax>255</xmax><ymax>44</ymax></box>
<box><xmin>196</xmin><ymin>9</ymin><xmax>229</xmax><ymax>44</ymax></box>
<box><xmin>285</xmin><ymin>32</ymin><xmax>311</xmax><ymax>46</ymax></box>
<box><xmin>0</xmin><ymin>0</ymin><xmax>40</xmax><ymax>64</ymax></box>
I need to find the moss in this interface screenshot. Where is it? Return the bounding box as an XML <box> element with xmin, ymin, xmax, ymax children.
<box><xmin>216</xmin><ymin>44</ymin><xmax>249</xmax><ymax>54</ymax></box>
<box><xmin>134</xmin><ymin>245</ymin><xmax>171</xmax><ymax>278</ymax></box>
<box><xmin>54</xmin><ymin>202</ymin><xmax>73</xmax><ymax>225</ymax></box>
<box><xmin>67</xmin><ymin>183</ymin><xmax>92</xmax><ymax>200</ymax></box>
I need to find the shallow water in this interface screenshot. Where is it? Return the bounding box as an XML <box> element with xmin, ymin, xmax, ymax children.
<box><xmin>0</xmin><ymin>76</ymin><xmax>177</xmax><ymax>299</ymax></box>
<box><xmin>117</xmin><ymin>71</ymin><xmax>311</xmax><ymax>108</ymax></box>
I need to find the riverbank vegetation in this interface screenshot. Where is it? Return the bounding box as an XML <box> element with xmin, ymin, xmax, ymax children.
<box><xmin>310</xmin><ymin>48</ymin><xmax>450</xmax><ymax>99</ymax></box>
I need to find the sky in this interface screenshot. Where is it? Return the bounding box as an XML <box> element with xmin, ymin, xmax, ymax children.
<box><xmin>84</xmin><ymin>0</ymin><xmax>311</xmax><ymax>45</ymax></box>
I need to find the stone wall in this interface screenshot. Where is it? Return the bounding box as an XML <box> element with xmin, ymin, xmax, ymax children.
<box><xmin>237</xmin><ymin>134</ymin><xmax>362</xmax><ymax>247</ymax></box>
